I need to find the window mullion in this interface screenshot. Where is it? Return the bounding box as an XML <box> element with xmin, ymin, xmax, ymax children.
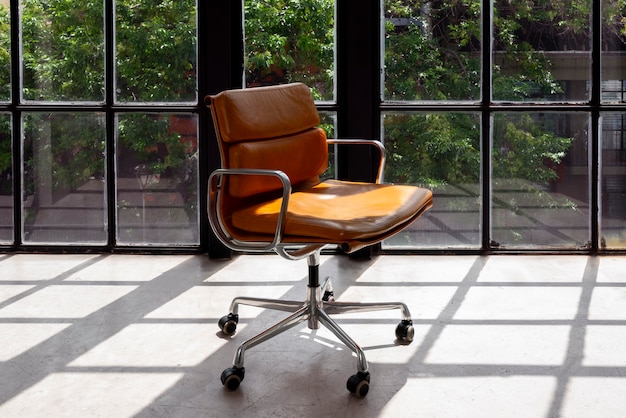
<box><xmin>336</xmin><ymin>0</ymin><xmax>379</xmax><ymax>182</ymax></box>
<box><xmin>590</xmin><ymin>0</ymin><xmax>602</xmax><ymax>251</ymax></box>
<box><xmin>204</xmin><ymin>0</ymin><xmax>243</xmax><ymax>259</ymax></box>
<box><xmin>482</xmin><ymin>0</ymin><xmax>493</xmax><ymax>251</ymax></box>
<box><xmin>105</xmin><ymin>0</ymin><xmax>116</xmax><ymax>248</ymax></box>
<box><xmin>10</xmin><ymin>0</ymin><xmax>21</xmax><ymax>246</ymax></box>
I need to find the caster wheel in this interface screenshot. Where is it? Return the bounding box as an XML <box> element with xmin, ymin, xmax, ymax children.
<box><xmin>395</xmin><ymin>320</ymin><xmax>415</xmax><ymax>343</ymax></box>
<box><xmin>347</xmin><ymin>371</ymin><xmax>370</xmax><ymax>397</ymax></box>
<box><xmin>221</xmin><ymin>367</ymin><xmax>245</xmax><ymax>391</ymax></box>
<box><xmin>218</xmin><ymin>313</ymin><xmax>239</xmax><ymax>335</ymax></box>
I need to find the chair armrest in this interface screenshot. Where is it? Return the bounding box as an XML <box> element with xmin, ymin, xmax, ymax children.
<box><xmin>208</xmin><ymin>168</ymin><xmax>292</xmax><ymax>252</ymax></box>
<box><xmin>326</xmin><ymin>139</ymin><xmax>386</xmax><ymax>183</ymax></box>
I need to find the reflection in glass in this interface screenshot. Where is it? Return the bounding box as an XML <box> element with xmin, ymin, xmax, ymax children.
<box><xmin>21</xmin><ymin>0</ymin><xmax>105</xmax><ymax>102</ymax></box>
<box><xmin>602</xmin><ymin>0</ymin><xmax>626</xmax><ymax>103</ymax></box>
<box><xmin>491</xmin><ymin>113</ymin><xmax>590</xmax><ymax>248</ymax></box>
<box><xmin>0</xmin><ymin>113</ymin><xmax>12</xmax><ymax>243</ymax></box>
<box><xmin>0</xmin><ymin>4</ymin><xmax>10</xmax><ymax>102</ymax></box>
<box><xmin>115</xmin><ymin>113</ymin><xmax>198</xmax><ymax>245</ymax></box>
<box><xmin>22</xmin><ymin>113</ymin><xmax>107</xmax><ymax>244</ymax></box>
<box><xmin>115</xmin><ymin>0</ymin><xmax>197</xmax><ymax>103</ymax></box>
<box><xmin>492</xmin><ymin>0</ymin><xmax>591</xmax><ymax>102</ymax></box>
<box><xmin>602</xmin><ymin>80</ymin><xmax>626</xmax><ymax>103</ymax></box>
<box><xmin>243</xmin><ymin>0</ymin><xmax>335</xmax><ymax>101</ymax></box>
<box><xmin>600</xmin><ymin>113</ymin><xmax>626</xmax><ymax>249</ymax></box>
<box><xmin>382</xmin><ymin>112</ymin><xmax>481</xmax><ymax>248</ymax></box>
<box><xmin>383</xmin><ymin>0</ymin><xmax>481</xmax><ymax>101</ymax></box>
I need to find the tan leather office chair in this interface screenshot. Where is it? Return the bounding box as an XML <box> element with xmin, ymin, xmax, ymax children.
<box><xmin>207</xmin><ymin>83</ymin><xmax>433</xmax><ymax>397</ymax></box>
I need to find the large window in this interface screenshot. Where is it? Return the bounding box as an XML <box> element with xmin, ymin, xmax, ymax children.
<box><xmin>1</xmin><ymin>0</ymin><xmax>625</xmax><ymax>253</ymax></box>
<box><xmin>382</xmin><ymin>0</ymin><xmax>625</xmax><ymax>251</ymax></box>
<box><xmin>1</xmin><ymin>0</ymin><xmax>199</xmax><ymax>248</ymax></box>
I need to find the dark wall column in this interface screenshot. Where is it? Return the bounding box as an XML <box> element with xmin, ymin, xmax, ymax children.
<box><xmin>202</xmin><ymin>0</ymin><xmax>243</xmax><ymax>259</ymax></box>
<box><xmin>336</xmin><ymin>0</ymin><xmax>381</xmax><ymax>183</ymax></box>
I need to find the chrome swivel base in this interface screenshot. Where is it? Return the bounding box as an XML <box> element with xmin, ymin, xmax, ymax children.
<box><xmin>218</xmin><ymin>251</ymin><xmax>415</xmax><ymax>397</ymax></box>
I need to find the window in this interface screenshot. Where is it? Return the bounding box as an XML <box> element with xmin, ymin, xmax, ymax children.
<box><xmin>0</xmin><ymin>112</ymin><xmax>11</xmax><ymax>243</ymax></box>
<box><xmin>2</xmin><ymin>0</ymin><xmax>199</xmax><ymax>248</ymax></box>
<box><xmin>381</xmin><ymin>0</ymin><xmax>624</xmax><ymax>251</ymax></box>
<box><xmin>1</xmin><ymin>0</ymin><xmax>625</xmax><ymax>253</ymax></box>
<box><xmin>601</xmin><ymin>112</ymin><xmax>626</xmax><ymax>248</ymax></box>
<box><xmin>0</xmin><ymin>2</ymin><xmax>11</xmax><ymax>243</ymax></box>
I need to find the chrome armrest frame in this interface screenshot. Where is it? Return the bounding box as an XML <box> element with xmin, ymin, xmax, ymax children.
<box><xmin>208</xmin><ymin>168</ymin><xmax>292</xmax><ymax>252</ymax></box>
<box><xmin>326</xmin><ymin>139</ymin><xmax>386</xmax><ymax>184</ymax></box>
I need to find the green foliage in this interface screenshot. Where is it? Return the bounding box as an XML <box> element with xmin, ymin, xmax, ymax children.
<box><xmin>243</xmin><ymin>0</ymin><xmax>577</xmax><ymax>188</ymax></box>
<box><xmin>19</xmin><ymin>0</ymin><xmax>196</xmax><ymax>102</ymax></box>
<box><xmin>604</xmin><ymin>0</ymin><xmax>626</xmax><ymax>40</ymax></box>
<box><xmin>21</xmin><ymin>0</ymin><xmax>105</xmax><ymax>101</ymax></box>
<box><xmin>1</xmin><ymin>0</ymin><xmax>624</xmax><ymax>196</ymax></box>
<box><xmin>244</xmin><ymin>0</ymin><xmax>334</xmax><ymax>100</ymax></box>
<box><xmin>382</xmin><ymin>0</ymin><xmax>582</xmax><ymax>186</ymax></box>
<box><xmin>384</xmin><ymin>113</ymin><xmax>480</xmax><ymax>186</ymax></box>
<box><xmin>385</xmin><ymin>22</ymin><xmax>480</xmax><ymax>101</ymax></box>
<box><xmin>117</xmin><ymin>113</ymin><xmax>186</xmax><ymax>176</ymax></box>
<box><xmin>493</xmin><ymin>114</ymin><xmax>572</xmax><ymax>184</ymax></box>
<box><xmin>0</xmin><ymin>7</ymin><xmax>10</xmax><ymax>101</ymax></box>
<box><xmin>22</xmin><ymin>113</ymin><xmax>105</xmax><ymax>195</ymax></box>
<box><xmin>115</xmin><ymin>0</ymin><xmax>196</xmax><ymax>102</ymax></box>
<box><xmin>385</xmin><ymin>0</ymin><xmax>481</xmax><ymax>101</ymax></box>
<box><xmin>4</xmin><ymin>0</ymin><xmax>197</xmax><ymax>193</ymax></box>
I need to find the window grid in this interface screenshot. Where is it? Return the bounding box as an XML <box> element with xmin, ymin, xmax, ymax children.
<box><xmin>0</xmin><ymin>0</ymin><xmax>625</xmax><ymax>253</ymax></box>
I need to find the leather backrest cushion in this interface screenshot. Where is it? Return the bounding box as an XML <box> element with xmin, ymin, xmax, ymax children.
<box><xmin>228</xmin><ymin>127</ymin><xmax>328</xmax><ymax>197</ymax></box>
<box><xmin>211</xmin><ymin>83</ymin><xmax>320</xmax><ymax>142</ymax></box>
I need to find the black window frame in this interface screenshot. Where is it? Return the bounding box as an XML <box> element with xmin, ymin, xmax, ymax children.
<box><xmin>0</xmin><ymin>0</ymin><xmax>624</xmax><ymax>256</ymax></box>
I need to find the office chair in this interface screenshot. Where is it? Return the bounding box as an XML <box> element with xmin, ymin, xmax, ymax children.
<box><xmin>207</xmin><ymin>83</ymin><xmax>433</xmax><ymax>397</ymax></box>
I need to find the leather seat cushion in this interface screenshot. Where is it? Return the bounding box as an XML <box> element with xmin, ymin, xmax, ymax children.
<box><xmin>231</xmin><ymin>180</ymin><xmax>433</xmax><ymax>241</ymax></box>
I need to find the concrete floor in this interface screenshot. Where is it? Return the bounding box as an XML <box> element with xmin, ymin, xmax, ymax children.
<box><xmin>0</xmin><ymin>253</ymin><xmax>625</xmax><ymax>417</ymax></box>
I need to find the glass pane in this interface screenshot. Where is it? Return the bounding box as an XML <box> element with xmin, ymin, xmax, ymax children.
<box><xmin>602</xmin><ymin>0</ymin><xmax>626</xmax><ymax>103</ymax></box>
<box><xmin>492</xmin><ymin>0</ymin><xmax>591</xmax><ymax>102</ymax></box>
<box><xmin>0</xmin><ymin>3</ymin><xmax>10</xmax><ymax>102</ymax></box>
<box><xmin>602</xmin><ymin>80</ymin><xmax>626</xmax><ymax>103</ymax></box>
<box><xmin>115</xmin><ymin>0</ymin><xmax>197</xmax><ymax>103</ymax></box>
<box><xmin>0</xmin><ymin>113</ymin><xmax>12</xmax><ymax>243</ymax></box>
<box><xmin>383</xmin><ymin>0</ymin><xmax>481</xmax><ymax>101</ymax></box>
<box><xmin>22</xmin><ymin>112</ymin><xmax>107</xmax><ymax>244</ymax></box>
<box><xmin>382</xmin><ymin>112</ymin><xmax>481</xmax><ymax>249</ymax></box>
<box><xmin>21</xmin><ymin>0</ymin><xmax>105</xmax><ymax>102</ymax></box>
<box><xmin>491</xmin><ymin>112</ymin><xmax>590</xmax><ymax>248</ymax></box>
<box><xmin>600</xmin><ymin>113</ymin><xmax>626</xmax><ymax>249</ymax></box>
<box><xmin>116</xmin><ymin>113</ymin><xmax>199</xmax><ymax>245</ymax></box>
<box><xmin>243</xmin><ymin>0</ymin><xmax>335</xmax><ymax>101</ymax></box>
<box><xmin>319</xmin><ymin>111</ymin><xmax>337</xmax><ymax>180</ymax></box>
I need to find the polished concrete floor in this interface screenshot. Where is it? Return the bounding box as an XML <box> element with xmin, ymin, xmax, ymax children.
<box><xmin>0</xmin><ymin>253</ymin><xmax>625</xmax><ymax>417</ymax></box>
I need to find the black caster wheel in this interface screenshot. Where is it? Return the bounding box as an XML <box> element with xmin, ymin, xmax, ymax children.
<box><xmin>395</xmin><ymin>319</ymin><xmax>415</xmax><ymax>343</ymax></box>
<box><xmin>218</xmin><ymin>313</ymin><xmax>239</xmax><ymax>335</ymax></box>
<box><xmin>347</xmin><ymin>371</ymin><xmax>370</xmax><ymax>397</ymax></box>
<box><xmin>221</xmin><ymin>367</ymin><xmax>245</xmax><ymax>391</ymax></box>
